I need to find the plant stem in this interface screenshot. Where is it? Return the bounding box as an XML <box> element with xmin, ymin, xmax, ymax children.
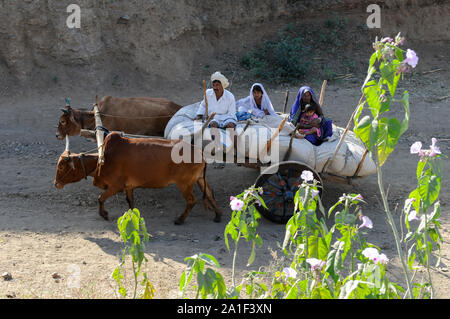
<box><xmin>422</xmin><ymin>212</ymin><xmax>434</xmax><ymax>298</ymax></box>
<box><xmin>232</xmin><ymin>231</ymin><xmax>242</xmax><ymax>288</ymax></box>
<box><xmin>375</xmin><ymin>154</ymin><xmax>414</xmax><ymax>299</ymax></box>
<box><xmin>132</xmin><ymin>261</ymin><xmax>138</xmax><ymax>299</ymax></box>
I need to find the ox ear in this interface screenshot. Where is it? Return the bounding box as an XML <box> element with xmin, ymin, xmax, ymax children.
<box><xmin>61</xmin><ymin>108</ymin><xmax>70</xmax><ymax>115</ymax></box>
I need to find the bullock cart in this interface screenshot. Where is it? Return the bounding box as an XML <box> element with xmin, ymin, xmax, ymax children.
<box><xmin>163</xmin><ymin>83</ymin><xmax>376</xmax><ymax>224</ymax></box>
<box><xmin>82</xmin><ymin>84</ymin><xmax>376</xmax><ymax>224</ymax></box>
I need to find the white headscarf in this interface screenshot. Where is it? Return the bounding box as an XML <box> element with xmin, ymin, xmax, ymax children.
<box><xmin>249</xmin><ymin>83</ymin><xmax>276</xmax><ymax>117</ymax></box>
<box><xmin>211</xmin><ymin>71</ymin><xmax>229</xmax><ymax>89</ymax></box>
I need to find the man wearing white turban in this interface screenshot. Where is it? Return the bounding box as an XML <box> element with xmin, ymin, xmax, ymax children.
<box><xmin>195</xmin><ymin>71</ymin><xmax>237</xmax><ymax>129</ymax></box>
<box><xmin>236</xmin><ymin>83</ymin><xmax>277</xmax><ymax>118</ymax></box>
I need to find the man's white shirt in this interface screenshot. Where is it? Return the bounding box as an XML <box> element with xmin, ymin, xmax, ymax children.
<box><xmin>196</xmin><ymin>89</ymin><xmax>237</xmax><ymax>124</ymax></box>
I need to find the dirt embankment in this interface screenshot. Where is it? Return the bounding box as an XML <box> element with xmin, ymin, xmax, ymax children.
<box><xmin>1</xmin><ymin>0</ymin><xmax>449</xmax><ymax>94</ymax></box>
<box><xmin>0</xmin><ymin>1</ymin><xmax>449</xmax><ymax>299</ymax></box>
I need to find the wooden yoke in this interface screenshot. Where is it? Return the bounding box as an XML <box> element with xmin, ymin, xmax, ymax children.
<box><xmin>203</xmin><ymin>80</ymin><xmax>209</xmax><ymax>118</ymax></box>
<box><xmin>93</xmin><ymin>95</ymin><xmax>105</xmax><ymax>175</ymax></box>
<box><xmin>260</xmin><ymin>116</ymin><xmax>287</xmax><ymax>160</ymax></box>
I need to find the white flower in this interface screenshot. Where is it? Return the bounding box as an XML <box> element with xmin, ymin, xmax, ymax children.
<box><xmin>410</xmin><ymin>141</ymin><xmax>422</xmax><ymax>154</ymax></box>
<box><xmin>377</xmin><ymin>253</ymin><xmax>389</xmax><ymax>265</ymax></box>
<box><xmin>362</xmin><ymin>247</ymin><xmax>389</xmax><ymax>265</ymax></box>
<box><xmin>408</xmin><ymin>210</ymin><xmax>419</xmax><ymax>222</ymax></box>
<box><xmin>359</xmin><ymin>216</ymin><xmax>373</xmax><ymax>229</ymax></box>
<box><xmin>362</xmin><ymin>247</ymin><xmax>379</xmax><ymax>260</ymax></box>
<box><xmin>306</xmin><ymin>258</ymin><xmax>325</xmax><ymax>271</ymax></box>
<box><xmin>301</xmin><ymin>170</ymin><xmax>314</xmax><ymax>182</ymax></box>
<box><xmin>405</xmin><ymin>198</ymin><xmax>415</xmax><ymax>206</ymax></box>
<box><xmin>403</xmin><ymin>49</ymin><xmax>418</xmax><ymax>68</ymax></box>
<box><xmin>429</xmin><ymin>138</ymin><xmax>441</xmax><ymax>157</ymax></box>
<box><xmin>230</xmin><ymin>198</ymin><xmax>244</xmax><ymax>211</ymax></box>
<box><xmin>282</xmin><ymin>267</ymin><xmax>297</xmax><ymax>279</ymax></box>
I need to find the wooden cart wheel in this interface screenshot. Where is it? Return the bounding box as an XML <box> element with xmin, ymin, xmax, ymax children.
<box><xmin>254</xmin><ymin>161</ymin><xmax>323</xmax><ymax>224</ymax></box>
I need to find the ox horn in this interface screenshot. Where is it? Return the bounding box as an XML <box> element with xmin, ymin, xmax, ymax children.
<box><xmin>61</xmin><ymin>97</ymin><xmax>71</xmax><ymax>114</ymax></box>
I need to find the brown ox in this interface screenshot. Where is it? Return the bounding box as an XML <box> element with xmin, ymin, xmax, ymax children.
<box><xmin>56</xmin><ymin>96</ymin><xmax>182</xmax><ymax>139</ymax></box>
<box><xmin>53</xmin><ymin>133</ymin><xmax>221</xmax><ymax>224</ymax></box>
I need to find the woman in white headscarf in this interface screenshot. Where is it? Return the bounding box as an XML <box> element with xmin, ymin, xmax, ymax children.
<box><xmin>236</xmin><ymin>83</ymin><xmax>277</xmax><ymax>119</ymax></box>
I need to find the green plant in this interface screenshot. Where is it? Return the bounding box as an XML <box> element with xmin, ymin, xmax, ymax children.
<box><xmin>403</xmin><ymin>139</ymin><xmax>444</xmax><ymax>298</ymax></box>
<box><xmin>112</xmin><ymin>208</ymin><xmax>154</xmax><ymax>299</ymax></box>
<box><xmin>179</xmin><ymin>253</ymin><xmax>227</xmax><ymax>299</ymax></box>
<box><xmin>240</xmin><ymin>32</ymin><xmax>311</xmax><ymax>84</ymax></box>
<box><xmin>224</xmin><ymin>186</ymin><xmax>265</xmax><ymax>290</ymax></box>
<box><xmin>352</xmin><ymin>33</ymin><xmax>443</xmax><ymax>298</ymax></box>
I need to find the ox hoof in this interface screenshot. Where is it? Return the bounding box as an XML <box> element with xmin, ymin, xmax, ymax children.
<box><xmin>174</xmin><ymin>218</ymin><xmax>184</xmax><ymax>225</ymax></box>
<box><xmin>99</xmin><ymin>211</ymin><xmax>109</xmax><ymax>221</ymax></box>
<box><xmin>213</xmin><ymin>216</ymin><xmax>221</xmax><ymax>223</ymax></box>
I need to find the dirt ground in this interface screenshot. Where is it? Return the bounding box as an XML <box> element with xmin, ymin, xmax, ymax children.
<box><xmin>0</xmin><ymin>40</ymin><xmax>449</xmax><ymax>298</ymax></box>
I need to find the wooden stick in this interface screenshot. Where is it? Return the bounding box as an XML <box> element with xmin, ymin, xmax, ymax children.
<box><xmin>422</xmin><ymin>68</ymin><xmax>443</xmax><ymax>75</ymax></box>
<box><xmin>260</xmin><ymin>116</ymin><xmax>287</xmax><ymax>159</ymax></box>
<box><xmin>201</xmin><ymin>112</ymin><xmax>216</xmax><ymax>135</ymax></box>
<box><xmin>282</xmin><ymin>90</ymin><xmax>289</xmax><ymax>114</ymax></box>
<box><xmin>333</xmin><ymin>74</ymin><xmax>353</xmax><ymax>80</ymax></box>
<box><xmin>238</xmin><ymin>120</ymin><xmax>251</xmax><ymax>138</ymax></box>
<box><xmin>93</xmin><ymin>97</ymin><xmax>105</xmax><ymax>172</ymax></box>
<box><xmin>203</xmin><ymin>80</ymin><xmax>209</xmax><ymax>118</ymax></box>
<box><xmin>437</xmin><ymin>95</ymin><xmax>450</xmax><ymax>101</ymax></box>
<box><xmin>322</xmin><ymin>93</ymin><xmax>365</xmax><ymax>173</ymax></box>
<box><xmin>319</xmin><ymin>80</ymin><xmax>327</xmax><ymax>106</ymax></box>
<box><xmin>283</xmin><ymin>123</ymin><xmax>301</xmax><ymax>161</ymax></box>
<box><xmin>352</xmin><ymin>148</ymin><xmax>369</xmax><ymax>177</ymax></box>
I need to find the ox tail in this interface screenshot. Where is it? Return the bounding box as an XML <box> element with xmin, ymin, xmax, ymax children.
<box><xmin>201</xmin><ymin>162</ymin><xmax>211</xmax><ymax>212</ymax></box>
<box><xmin>203</xmin><ymin>163</ymin><xmax>207</xmax><ymax>200</ymax></box>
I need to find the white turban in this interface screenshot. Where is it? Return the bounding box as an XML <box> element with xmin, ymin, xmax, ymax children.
<box><xmin>211</xmin><ymin>71</ymin><xmax>229</xmax><ymax>89</ymax></box>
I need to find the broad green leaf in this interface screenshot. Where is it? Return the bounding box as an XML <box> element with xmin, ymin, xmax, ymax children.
<box><xmin>179</xmin><ymin>271</ymin><xmax>187</xmax><ymax>291</ymax></box>
<box><xmin>369</xmin><ymin>119</ymin><xmax>379</xmax><ymax>151</ymax></box>
<box><xmin>395</xmin><ymin>47</ymin><xmax>404</xmax><ymax>61</ymax></box>
<box><xmin>247</xmin><ymin>241</ymin><xmax>256</xmax><ymax>266</ymax></box>
<box><xmin>312</xmin><ymin>287</ymin><xmax>333</xmax><ymax>299</ymax></box>
<box><xmin>419</xmin><ymin>173</ymin><xmax>441</xmax><ymax>213</ymax></box>
<box><xmin>416</xmin><ymin>159</ymin><xmax>427</xmax><ymax>181</ymax></box>
<box><xmin>380</xmin><ymin>62</ymin><xmax>394</xmax><ymax>84</ymax></box>
<box><xmin>380</xmin><ymin>62</ymin><xmax>400</xmax><ymax>97</ymax></box>
<box><xmin>285</xmin><ymin>282</ymin><xmax>299</xmax><ymax>299</ymax></box>
<box><xmin>361</xmin><ymin>66</ymin><xmax>376</xmax><ymax>92</ymax></box>
<box><xmin>239</xmin><ymin>220</ymin><xmax>248</xmax><ymax>236</ymax></box>
<box><xmin>318</xmin><ymin>236</ymin><xmax>331</xmax><ymax>260</ymax></box>
<box><xmin>326</xmin><ymin>248</ymin><xmax>340</xmax><ymax>283</ymax></box>
<box><xmin>429</xmin><ymin>157</ymin><xmax>444</xmax><ymax>180</ymax></box>
<box><xmin>368</xmin><ymin>52</ymin><xmax>377</xmax><ymax>71</ymax></box>
<box><xmin>214</xmin><ymin>272</ymin><xmax>227</xmax><ymax>298</ymax></box>
<box><xmin>326</xmin><ymin>240</ymin><xmax>345</xmax><ymax>283</ymax></box>
<box><xmin>377</xmin><ymin>118</ymin><xmax>401</xmax><ymax>166</ymax></box>
<box><xmin>308</xmin><ymin>235</ymin><xmax>319</xmax><ymax>258</ymax></box>
<box><xmin>199</xmin><ymin>253</ymin><xmax>221</xmax><ymax>268</ymax></box>
<box><xmin>409</xmin><ymin>189</ymin><xmax>421</xmax><ymax>212</ymax></box>
<box><xmin>364</xmin><ymin>85</ymin><xmax>381</xmax><ymax>117</ymax></box>
<box><xmin>400</xmin><ymin>91</ymin><xmax>410</xmax><ymax>135</ymax></box>
<box><xmin>354</xmin><ymin>115</ymin><xmax>372</xmax><ymax>147</ymax></box>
